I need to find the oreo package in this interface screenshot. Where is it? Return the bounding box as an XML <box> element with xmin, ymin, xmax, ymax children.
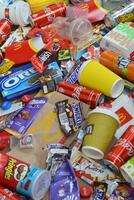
<box><xmin>0</xmin><ymin>63</ymin><xmax>41</xmax><ymax>100</ymax></box>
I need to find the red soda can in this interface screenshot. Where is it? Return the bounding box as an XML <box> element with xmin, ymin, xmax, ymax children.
<box><xmin>104</xmin><ymin>125</ymin><xmax>134</xmax><ymax>171</ymax></box>
<box><xmin>0</xmin><ymin>185</ymin><xmax>25</xmax><ymax>200</ymax></box>
<box><xmin>31</xmin><ymin>3</ymin><xmax>66</xmax><ymax>28</ymax></box>
<box><xmin>57</xmin><ymin>81</ymin><xmax>104</xmax><ymax>108</ymax></box>
<box><xmin>0</xmin><ymin>153</ymin><xmax>51</xmax><ymax>199</ymax></box>
<box><xmin>0</xmin><ymin>19</ymin><xmax>12</xmax><ymax>45</ymax></box>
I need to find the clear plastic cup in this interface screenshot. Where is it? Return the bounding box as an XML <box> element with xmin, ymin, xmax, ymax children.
<box><xmin>53</xmin><ymin>16</ymin><xmax>93</xmax><ymax>46</ymax></box>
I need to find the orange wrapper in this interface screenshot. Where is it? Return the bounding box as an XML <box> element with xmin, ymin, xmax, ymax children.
<box><xmin>100</xmin><ymin>51</ymin><xmax>134</xmax><ymax>83</ymax></box>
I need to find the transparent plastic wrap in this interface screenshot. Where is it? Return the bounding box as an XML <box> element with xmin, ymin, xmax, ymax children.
<box><xmin>53</xmin><ymin>16</ymin><xmax>93</xmax><ymax>46</ymax></box>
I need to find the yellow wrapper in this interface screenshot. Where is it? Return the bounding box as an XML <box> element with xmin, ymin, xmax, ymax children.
<box><xmin>78</xmin><ymin>60</ymin><xmax>124</xmax><ymax>98</ymax></box>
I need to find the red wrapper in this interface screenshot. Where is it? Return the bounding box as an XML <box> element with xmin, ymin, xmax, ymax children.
<box><xmin>31</xmin><ymin>3</ymin><xmax>66</xmax><ymax>28</ymax></box>
<box><xmin>57</xmin><ymin>81</ymin><xmax>104</xmax><ymax>108</ymax></box>
<box><xmin>0</xmin><ymin>19</ymin><xmax>12</xmax><ymax>45</ymax></box>
<box><xmin>104</xmin><ymin>125</ymin><xmax>134</xmax><ymax>170</ymax></box>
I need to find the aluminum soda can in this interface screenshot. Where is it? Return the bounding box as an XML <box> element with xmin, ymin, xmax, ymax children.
<box><xmin>104</xmin><ymin>1</ymin><xmax>134</xmax><ymax>28</ymax></box>
<box><xmin>104</xmin><ymin>125</ymin><xmax>134</xmax><ymax>171</ymax></box>
<box><xmin>0</xmin><ymin>153</ymin><xmax>51</xmax><ymax>200</ymax></box>
<box><xmin>57</xmin><ymin>81</ymin><xmax>104</xmax><ymax>108</ymax></box>
<box><xmin>31</xmin><ymin>2</ymin><xmax>66</xmax><ymax>28</ymax></box>
<box><xmin>0</xmin><ymin>19</ymin><xmax>12</xmax><ymax>45</ymax></box>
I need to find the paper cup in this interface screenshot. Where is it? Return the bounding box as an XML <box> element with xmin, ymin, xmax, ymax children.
<box><xmin>120</xmin><ymin>156</ymin><xmax>134</xmax><ymax>187</ymax></box>
<box><xmin>78</xmin><ymin>60</ymin><xmax>124</xmax><ymax>98</ymax></box>
<box><xmin>82</xmin><ymin>107</ymin><xmax>120</xmax><ymax>160</ymax></box>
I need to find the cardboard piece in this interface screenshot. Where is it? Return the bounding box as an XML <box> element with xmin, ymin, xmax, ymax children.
<box><xmin>7</xmin><ymin>91</ymin><xmax>89</xmax><ymax>199</ymax></box>
<box><xmin>8</xmin><ymin>91</ymin><xmax>89</xmax><ymax>166</ymax></box>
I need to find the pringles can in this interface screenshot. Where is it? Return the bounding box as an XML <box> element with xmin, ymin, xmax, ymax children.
<box><xmin>57</xmin><ymin>81</ymin><xmax>104</xmax><ymax>108</ymax></box>
<box><xmin>0</xmin><ymin>153</ymin><xmax>51</xmax><ymax>200</ymax></box>
<box><xmin>100</xmin><ymin>51</ymin><xmax>134</xmax><ymax>83</ymax></box>
<box><xmin>104</xmin><ymin>125</ymin><xmax>134</xmax><ymax>171</ymax></box>
<box><xmin>31</xmin><ymin>2</ymin><xmax>66</xmax><ymax>28</ymax></box>
<box><xmin>82</xmin><ymin>107</ymin><xmax>120</xmax><ymax>160</ymax></box>
<box><xmin>0</xmin><ymin>19</ymin><xmax>12</xmax><ymax>45</ymax></box>
<box><xmin>104</xmin><ymin>1</ymin><xmax>134</xmax><ymax>28</ymax></box>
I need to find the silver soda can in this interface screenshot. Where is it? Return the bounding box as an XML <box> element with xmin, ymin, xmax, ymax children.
<box><xmin>104</xmin><ymin>1</ymin><xmax>134</xmax><ymax>28</ymax></box>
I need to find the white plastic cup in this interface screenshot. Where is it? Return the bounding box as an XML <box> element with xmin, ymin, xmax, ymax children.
<box><xmin>0</xmin><ymin>0</ymin><xmax>31</xmax><ymax>26</ymax></box>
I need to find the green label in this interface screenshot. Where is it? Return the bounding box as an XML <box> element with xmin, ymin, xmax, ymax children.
<box><xmin>116</xmin><ymin>23</ymin><xmax>134</xmax><ymax>40</ymax></box>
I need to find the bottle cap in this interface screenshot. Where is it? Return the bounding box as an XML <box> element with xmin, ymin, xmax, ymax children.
<box><xmin>80</xmin><ymin>185</ymin><xmax>93</xmax><ymax>198</ymax></box>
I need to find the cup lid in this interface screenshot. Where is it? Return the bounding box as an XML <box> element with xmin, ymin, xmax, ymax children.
<box><xmin>31</xmin><ymin>170</ymin><xmax>51</xmax><ymax>199</ymax></box>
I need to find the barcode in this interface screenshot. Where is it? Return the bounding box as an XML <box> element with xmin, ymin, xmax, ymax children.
<box><xmin>59</xmin><ymin>112</ymin><xmax>68</xmax><ymax>125</ymax></box>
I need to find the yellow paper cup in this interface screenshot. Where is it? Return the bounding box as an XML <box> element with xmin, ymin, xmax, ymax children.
<box><xmin>78</xmin><ymin>60</ymin><xmax>124</xmax><ymax>98</ymax></box>
<box><xmin>82</xmin><ymin>107</ymin><xmax>120</xmax><ymax>160</ymax></box>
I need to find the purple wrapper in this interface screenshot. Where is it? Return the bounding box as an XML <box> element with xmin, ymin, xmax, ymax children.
<box><xmin>50</xmin><ymin>160</ymin><xmax>80</xmax><ymax>200</ymax></box>
<box><xmin>6</xmin><ymin>97</ymin><xmax>47</xmax><ymax>136</ymax></box>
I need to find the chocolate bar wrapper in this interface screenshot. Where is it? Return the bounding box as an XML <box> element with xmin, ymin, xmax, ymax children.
<box><xmin>44</xmin><ymin>62</ymin><xmax>63</xmax><ymax>84</ymax></box>
<box><xmin>5</xmin><ymin>97</ymin><xmax>47</xmax><ymax>137</ymax></box>
<box><xmin>64</xmin><ymin>60</ymin><xmax>83</xmax><ymax>84</ymax></box>
<box><xmin>92</xmin><ymin>182</ymin><xmax>107</xmax><ymax>200</ymax></box>
<box><xmin>71</xmin><ymin>151</ymin><xmax>116</xmax><ymax>185</ymax></box>
<box><xmin>0</xmin><ymin>63</ymin><xmax>41</xmax><ymax>100</ymax></box>
<box><xmin>55</xmin><ymin>100</ymin><xmax>83</xmax><ymax>136</ymax></box>
<box><xmin>0</xmin><ymin>110</ymin><xmax>22</xmax><ymax>131</ymax></box>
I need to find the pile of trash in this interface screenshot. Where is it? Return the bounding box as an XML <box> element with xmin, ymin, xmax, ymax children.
<box><xmin>0</xmin><ymin>0</ymin><xmax>134</xmax><ymax>199</ymax></box>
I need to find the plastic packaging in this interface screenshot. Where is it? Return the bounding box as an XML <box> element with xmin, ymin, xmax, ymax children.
<box><xmin>104</xmin><ymin>2</ymin><xmax>134</xmax><ymax>28</ymax></box>
<box><xmin>0</xmin><ymin>0</ymin><xmax>31</xmax><ymax>26</ymax></box>
<box><xmin>53</xmin><ymin>16</ymin><xmax>93</xmax><ymax>46</ymax></box>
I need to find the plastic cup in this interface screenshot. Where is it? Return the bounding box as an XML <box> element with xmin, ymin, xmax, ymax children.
<box><xmin>53</xmin><ymin>16</ymin><xmax>93</xmax><ymax>46</ymax></box>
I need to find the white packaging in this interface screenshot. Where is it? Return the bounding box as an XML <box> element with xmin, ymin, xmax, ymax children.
<box><xmin>110</xmin><ymin>93</ymin><xmax>134</xmax><ymax>139</ymax></box>
<box><xmin>100</xmin><ymin>23</ymin><xmax>134</xmax><ymax>58</ymax></box>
